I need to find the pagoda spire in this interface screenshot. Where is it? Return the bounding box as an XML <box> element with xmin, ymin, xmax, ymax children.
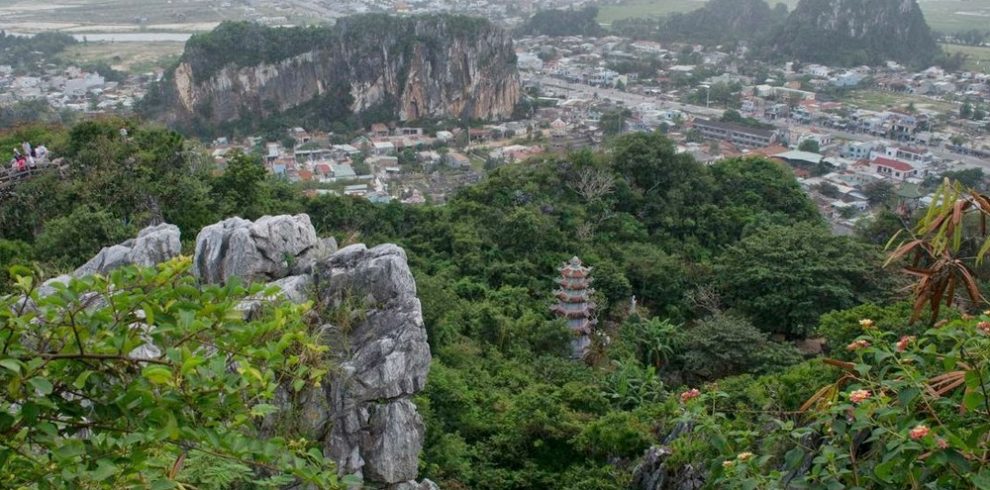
<box><xmin>550</xmin><ymin>256</ymin><xmax>597</xmax><ymax>358</ymax></box>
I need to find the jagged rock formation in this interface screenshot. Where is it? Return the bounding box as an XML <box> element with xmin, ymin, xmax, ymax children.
<box><xmin>142</xmin><ymin>15</ymin><xmax>520</xmax><ymax>132</ymax></box>
<box><xmin>192</xmin><ymin>215</ymin><xmax>432</xmax><ymax>489</ymax></box>
<box><xmin>39</xmin><ymin>223</ymin><xmax>181</xmax><ymax>296</ymax></box>
<box><xmin>193</xmin><ymin>215</ymin><xmax>336</xmax><ymax>284</ymax></box>
<box><xmin>316</xmin><ymin>244</ymin><xmax>431</xmax><ymax>486</ymax></box>
<box><xmin>632</xmin><ymin>422</ymin><xmax>704</xmax><ymax>490</ymax></box>
<box><xmin>767</xmin><ymin>0</ymin><xmax>939</xmax><ymax>66</ymax></box>
<box><xmin>36</xmin><ymin>214</ymin><xmax>432</xmax><ymax>488</ymax></box>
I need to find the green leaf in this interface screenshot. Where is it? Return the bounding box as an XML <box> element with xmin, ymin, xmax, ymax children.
<box><xmin>72</xmin><ymin>370</ymin><xmax>93</xmax><ymax>389</ymax></box>
<box><xmin>874</xmin><ymin>459</ymin><xmax>896</xmax><ymax>482</ymax></box>
<box><xmin>963</xmin><ymin>390</ymin><xmax>984</xmax><ymax>411</ymax></box>
<box><xmin>250</xmin><ymin>403</ymin><xmax>279</xmax><ymax>418</ymax></box>
<box><xmin>973</xmin><ymin>469</ymin><xmax>990</xmax><ymax>490</ymax></box>
<box><xmin>27</xmin><ymin>377</ymin><xmax>53</xmax><ymax>395</ymax></box>
<box><xmin>897</xmin><ymin>387</ymin><xmax>920</xmax><ymax>406</ymax></box>
<box><xmin>180</xmin><ymin>356</ymin><xmax>204</xmax><ymax>375</ymax></box>
<box><xmin>150</xmin><ymin>480</ymin><xmax>177</xmax><ymax>490</ymax></box>
<box><xmin>90</xmin><ymin>460</ymin><xmax>117</xmax><ymax>481</ymax></box>
<box><xmin>0</xmin><ymin>358</ymin><xmax>21</xmax><ymax>374</ymax></box>
<box><xmin>142</xmin><ymin>366</ymin><xmax>173</xmax><ymax>385</ymax></box>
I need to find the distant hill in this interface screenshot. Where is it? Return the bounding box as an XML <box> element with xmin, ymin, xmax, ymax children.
<box><xmin>139</xmin><ymin>15</ymin><xmax>520</xmax><ymax>136</ymax></box>
<box><xmin>657</xmin><ymin>0</ymin><xmax>788</xmax><ymax>45</ymax></box>
<box><xmin>609</xmin><ymin>0</ymin><xmax>787</xmax><ymax>45</ymax></box>
<box><xmin>516</xmin><ymin>6</ymin><xmax>606</xmax><ymax>37</ymax></box>
<box><xmin>766</xmin><ymin>0</ymin><xmax>940</xmax><ymax>66</ymax></box>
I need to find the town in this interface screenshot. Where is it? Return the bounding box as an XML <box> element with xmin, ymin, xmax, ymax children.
<box><xmin>2</xmin><ymin>0</ymin><xmax>989</xmax><ymax>237</ymax></box>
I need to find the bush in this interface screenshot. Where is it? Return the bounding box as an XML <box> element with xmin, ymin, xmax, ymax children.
<box><xmin>675</xmin><ymin>314</ymin><xmax>802</xmax><ymax>382</ymax></box>
<box><xmin>34</xmin><ymin>206</ymin><xmax>135</xmax><ymax>269</ymax></box>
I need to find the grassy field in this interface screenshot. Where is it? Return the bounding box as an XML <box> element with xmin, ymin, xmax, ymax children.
<box><xmin>58</xmin><ymin>41</ymin><xmax>184</xmax><ymax>74</ymax></box>
<box><xmin>941</xmin><ymin>43</ymin><xmax>990</xmax><ymax>73</ymax></box>
<box><xmin>838</xmin><ymin>89</ymin><xmax>958</xmax><ymax>113</ymax></box>
<box><xmin>597</xmin><ymin>0</ymin><xmax>990</xmax><ymax>33</ymax></box>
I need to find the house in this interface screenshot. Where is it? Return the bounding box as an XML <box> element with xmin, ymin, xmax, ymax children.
<box><xmin>332</xmin><ymin>163</ymin><xmax>357</xmax><ymax>180</ymax></box>
<box><xmin>446</xmin><ymin>152</ymin><xmax>471</xmax><ymax>168</ymax></box>
<box><xmin>371</xmin><ymin>141</ymin><xmax>395</xmax><ymax>156</ymax></box>
<box><xmin>370</xmin><ymin>123</ymin><xmax>390</xmax><ymax>138</ymax></box>
<box><xmin>436</xmin><ymin>131</ymin><xmax>454</xmax><ymax>143</ymax></box>
<box><xmin>870</xmin><ymin>157</ymin><xmax>918</xmax><ymax>181</ymax></box>
<box><xmin>884</xmin><ymin>146</ymin><xmax>934</xmax><ymax>165</ymax></box>
<box><xmin>692</xmin><ymin>119</ymin><xmax>777</xmax><ymax>149</ymax></box>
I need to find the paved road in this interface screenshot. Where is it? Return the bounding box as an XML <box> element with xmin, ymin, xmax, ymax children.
<box><xmin>530</xmin><ymin>75</ymin><xmax>724</xmax><ymax>119</ymax></box>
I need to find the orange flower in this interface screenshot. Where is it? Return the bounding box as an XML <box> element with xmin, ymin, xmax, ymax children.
<box><xmin>849</xmin><ymin>389</ymin><xmax>871</xmax><ymax>404</ymax></box>
<box><xmin>737</xmin><ymin>452</ymin><xmax>755</xmax><ymax>462</ymax></box>
<box><xmin>859</xmin><ymin>319</ymin><xmax>875</xmax><ymax>329</ymax></box>
<box><xmin>847</xmin><ymin>339</ymin><xmax>870</xmax><ymax>351</ymax></box>
<box><xmin>978</xmin><ymin>321</ymin><xmax>990</xmax><ymax>335</ymax></box>
<box><xmin>937</xmin><ymin>438</ymin><xmax>949</xmax><ymax>449</ymax></box>
<box><xmin>722</xmin><ymin>460</ymin><xmax>735</xmax><ymax>468</ymax></box>
<box><xmin>896</xmin><ymin>335</ymin><xmax>915</xmax><ymax>352</ymax></box>
<box><xmin>680</xmin><ymin>388</ymin><xmax>701</xmax><ymax>402</ymax></box>
<box><xmin>909</xmin><ymin>425</ymin><xmax>930</xmax><ymax>440</ymax></box>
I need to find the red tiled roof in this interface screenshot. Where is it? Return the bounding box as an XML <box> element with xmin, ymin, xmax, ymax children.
<box><xmin>871</xmin><ymin>157</ymin><xmax>914</xmax><ymax>172</ymax></box>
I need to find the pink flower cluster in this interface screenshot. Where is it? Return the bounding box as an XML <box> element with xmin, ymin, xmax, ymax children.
<box><xmin>680</xmin><ymin>388</ymin><xmax>701</xmax><ymax>403</ymax></box>
<box><xmin>909</xmin><ymin>425</ymin><xmax>930</xmax><ymax>440</ymax></box>
<box><xmin>847</xmin><ymin>339</ymin><xmax>870</xmax><ymax>351</ymax></box>
<box><xmin>849</xmin><ymin>389</ymin><xmax>871</xmax><ymax>404</ymax></box>
<box><xmin>896</xmin><ymin>335</ymin><xmax>916</xmax><ymax>352</ymax></box>
<box><xmin>978</xmin><ymin>321</ymin><xmax>990</xmax><ymax>335</ymax></box>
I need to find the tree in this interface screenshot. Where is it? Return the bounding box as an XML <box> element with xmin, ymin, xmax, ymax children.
<box><xmin>675</xmin><ymin>314</ymin><xmax>802</xmax><ymax>382</ymax></box>
<box><xmin>961</xmin><ymin>102</ymin><xmax>973</xmax><ymax>119</ymax></box>
<box><xmin>716</xmin><ymin>223</ymin><xmax>886</xmax><ymax>337</ymax></box>
<box><xmin>215</xmin><ymin>150</ymin><xmax>271</xmax><ymax>218</ymax></box>
<box><xmin>863</xmin><ymin>179</ymin><xmax>896</xmax><ymax>206</ymax></box>
<box><xmin>816</xmin><ymin>181</ymin><xmax>840</xmax><ymax>198</ymax></box>
<box><xmin>0</xmin><ymin>260</ymin><xmax>339</xmax><ymax>488</ymax></box>
<box><xmin>34</xmin><ymin>206</ymin><xmax>135</xmax><ymax>268</ymax></box>
<box><xmin>797</xmin><ymin>139</ymin><xmax>820</xmax><ymax>153</ymax></box>
<box><xmin>600</xmin><ymin>109</ymin><xmax>631</xmax><ymax>137</ymax></box>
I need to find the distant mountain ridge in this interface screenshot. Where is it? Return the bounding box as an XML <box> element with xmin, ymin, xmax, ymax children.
<box><xmin>140</xmin><ymin>15</ymin><xmax>521</xmax><ymax>135</ymax></box>
<box><xmin>767</xmin><ymin>0</ymin><xmax>939</xmax><ymax>66</ymax></box>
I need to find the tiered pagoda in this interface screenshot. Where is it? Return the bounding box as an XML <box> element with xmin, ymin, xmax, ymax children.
<box><xmin>551</xmin><ymin>256</ymin><xmax>597</xmax><ymax>358</ymax></box>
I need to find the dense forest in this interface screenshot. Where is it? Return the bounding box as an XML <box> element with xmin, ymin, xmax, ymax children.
<box><xmin>2</xmin><ymin>119</ymin><xmax>990</xmax><ymax>488</ymax></box>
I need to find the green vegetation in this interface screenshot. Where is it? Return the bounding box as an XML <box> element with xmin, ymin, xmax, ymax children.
<box><xmin>4</xmin><ymin>120</ymin><xmax>990</xmax><ymax>488</ymax></box>
<box><xmin>0</xmin><ymin>31</ymin><xmax>77</xmax><ymax>71</ymax></box>
<box><xmin>516</xmin><ymin>6</ymin><xmax>605</xmax><ymax>37</ymax></box>
<box><xmin>766</xmin><ymin>0</ymin><xmax>940</xmax><ymax>67</ymax></box>
<box><xmin>601</xmin><ymin>0</ymin><xmax>990</xmax><ymax>34</ymax></box>
<box><xmin>837</xmin><ymin>89</ymin><xmax>958</xmax><ymax>114</ymax></box>
<box><xmin>612</xmin><ymin>0</ymin><xmax>787</xmax><ymax>46</ymax></box>
<box><xmin>940</xmin><ymin>43</ymin><xmax>990</xmax><ymax>74</ymax></box>
<box><xmin>0</xmin><ymin>259</ymin><xmax>339</xmax><ymax>487</ymax></box>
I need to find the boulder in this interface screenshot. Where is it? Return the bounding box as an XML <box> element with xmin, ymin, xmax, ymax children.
<box><xmin>75</xmin><ymin>223</ymin><xmax>181</xmax><ymax>277</ymax></box>
<box><xmin>194</xmin><ymin>214</ymin><xmax>333</xmax><ymax>285</ymax></box>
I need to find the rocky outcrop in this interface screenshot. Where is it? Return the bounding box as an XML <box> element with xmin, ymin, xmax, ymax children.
<box><xmin>632</xmin><ymin>422</ymin><xmax>705</xmax><ymax>490</ymax></box>
<box><xmin>193</xmin><ymin>214</ymin><xmax>336</xmax><ymax>284</ymax></box>
<box><xmin>192</xmin><ymin>215</ymin><xmax>431</xmax><ymax>489</ymax></box>
<box><xmin>39</xmin><ymin>223</ymin><xmax>181</xmax><ymax>297</ymax></box>
<box><xmin>144</xmin><ymin>15</ymin><xmax>520</xmax><ymax>132</ymax></box>
<box><xmin>316</xmin><ymin>244</ymin><xmax>431</xmax><ymax>487</ymax></box>
<box><xmin>767</xmin><ymin>0</ymin><xmax>939</xmax><ymax>66</ymax></box>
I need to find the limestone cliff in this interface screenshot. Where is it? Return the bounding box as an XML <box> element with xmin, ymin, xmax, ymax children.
<box><xmin>142</xmin><ymin>15</ymin><xmax>520</xmax><ymax>131</ymax></box>
<box><xmin>767</xmin><ymin>0</ymin><xmax>939</xmax><ymax>66</ymax></box>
